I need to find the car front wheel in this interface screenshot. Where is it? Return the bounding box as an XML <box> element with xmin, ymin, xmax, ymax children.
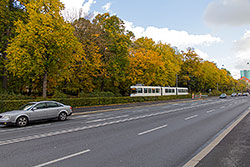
<box><xmin>58</xmin><ymin>112</ymin><xmax>67</xmax><ymax>121</ymax></box>
<box><xmin>16</xmin><ymin>116</ymin><xmax>28</xmax><ymax>127</ymax></box>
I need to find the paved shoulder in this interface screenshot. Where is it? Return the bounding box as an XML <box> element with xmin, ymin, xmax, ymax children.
<box><xmin>196</xmin><ymin>112</ymin><xmax>250</xmax><ymax>167</ymax></box>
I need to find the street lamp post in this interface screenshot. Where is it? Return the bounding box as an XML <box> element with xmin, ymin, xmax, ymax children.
<box><xmin>176</xmin><ymin>74</ymin><xmax>178</xmax><ymax>95</ymax></box>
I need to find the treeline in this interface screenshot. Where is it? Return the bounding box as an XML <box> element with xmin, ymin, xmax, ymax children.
<box><xmin>0</xmin><ymin>0</ymin><xmax>248</xmax><ymax>98</ymax></box>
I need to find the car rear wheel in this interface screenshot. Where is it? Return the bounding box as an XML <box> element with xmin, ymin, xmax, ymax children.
<box><xmin>16</xmin><ymin>116</ymin><xmax>28</xmax><ymax>127</ymax></box>
<box><xmin>58</xmin><ymin>112</ymin><xmax>67</xmax><ymax>121</ymax></box>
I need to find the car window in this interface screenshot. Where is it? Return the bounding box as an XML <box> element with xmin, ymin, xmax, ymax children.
<box><xmin>34</xmin><ymin>103</ymin><xmax>47</xmax><ymax>109</ymax></box>
<box><xmin>19</xmin><ymin>103</ymin><xmax>36</xmax><ymax>111</ymax></box>
<box><xmin>46</xmin><ymin>102</ymin><xmax>59</xmax><ymax>108</ymax></box>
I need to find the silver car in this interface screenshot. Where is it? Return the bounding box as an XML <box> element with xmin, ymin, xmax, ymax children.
<box><xmin>0</xmin><ymin>101</ymin><xmax>72</xmax><ymax>127</ymax></box>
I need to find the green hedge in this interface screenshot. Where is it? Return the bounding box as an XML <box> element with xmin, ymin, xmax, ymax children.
<box><xmin>0</xmin><ymin>95</ymin><xmax>191</xmax><ymax>113</ymax></box>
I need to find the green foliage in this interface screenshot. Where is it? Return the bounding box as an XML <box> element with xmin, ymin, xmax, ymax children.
<box><xmin>6</xmin><ymin>0</ymin><xmax>84</xmax><ymax>97</ymax></box>
<box><xmin>52</xmin><ymin>90</ymin><xmax>68</xmax><ymax>98</ymax></box>
<box><xmin>0</xmin><ymin>91</ymin><xmax>31</xmax><ymax>100</ymax></box>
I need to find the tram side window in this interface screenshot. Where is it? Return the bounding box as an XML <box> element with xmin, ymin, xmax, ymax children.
<box><xmin>172</xmin><ymin>89</ymin><xmax>175</xmax><ymax>93</ymax></box>
<box><xmin>152</xmin><ymin>88</ymin><xmax>156</xmax><ymax>93</ymax></box>
<box><xmin>156</xmin><ymin>88</ymin><xmax>160</xmax><ymax>93</ymax></box>
<box><xmin>144</xmin><ymin>88</ymin><xmax>148</xmax><ymax>93</ymax></box>
<box><xmin>137</xmin><ymin>88</ymin><xmax>143</xmax><ymax>93</ymax></box>
<box><xmin>148</xmin><ymin>88</ymin><xmax>152</xmax><ymax>93</ymax></box>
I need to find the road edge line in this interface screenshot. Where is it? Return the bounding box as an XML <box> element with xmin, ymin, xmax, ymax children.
<box><xmin>183</xmin><ymin>109</ymin><xmax>250</xmax><ymax>167</ymax></box>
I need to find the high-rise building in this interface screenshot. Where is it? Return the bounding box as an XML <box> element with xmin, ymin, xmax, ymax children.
<box><xmin>240</xmin><ymin>70</ymin><xmax>250</xmax><ymax>80</ymax></box>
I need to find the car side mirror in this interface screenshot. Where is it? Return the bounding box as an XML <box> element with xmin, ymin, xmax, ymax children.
<box><xmin>32</xmin><ymin>107</ymin><xmax>37</xmax><ymax>111</ymax></box>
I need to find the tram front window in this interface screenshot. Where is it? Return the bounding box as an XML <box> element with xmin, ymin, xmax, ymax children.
<box><xmin>131</xmin><ymin>88</ymin><xmax>137</xmax><ymax>94</ymax></box>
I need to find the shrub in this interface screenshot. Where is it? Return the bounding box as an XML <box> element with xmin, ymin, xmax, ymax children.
<box><xmin>0</xmin><ymin>95</ymin><xmax>190</xmax><ymax>113</ymax></box>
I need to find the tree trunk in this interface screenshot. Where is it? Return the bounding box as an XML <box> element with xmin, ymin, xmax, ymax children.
<box><xmin>2</xmin><ymin>61</ymin><xmax>8</xmax><ymax>90</ymax></box>
<box><xmin>2</xmin><ymin>27</ymin><xmax>10</xmax><ymax>90</ymax></box>
<box><xmin>42</xmin><ymin>71</ymin><xmax>47</xmax><ymax>98</ymax></box>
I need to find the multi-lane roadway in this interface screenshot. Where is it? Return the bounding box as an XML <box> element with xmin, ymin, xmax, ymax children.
<box><xmin>0</xmin><ymin>96</ymin><xmax>249</xmax><ymax>167</ymax></box>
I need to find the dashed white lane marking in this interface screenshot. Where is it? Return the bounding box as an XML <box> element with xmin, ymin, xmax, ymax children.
<box><xmin>85</xmin><ymin>115</ymin><xmax>129</xmax><ymax>123</ymax></box>
<box><xmin>0</xmin><ymin>124</ymin><xmax>51</xmax><ymax>133</ymax></box>
<box><xmin>86</xmin><ymin>114</ymin><xmax>113</xmax><ymax>120</ymax></box>
<box><xmin>71</xmin><ymin>113</ymin><xmax>105</xmax><ymax>120</ymax></box>
<box><xmin>162</xmin><ymin>106</ymin><xmax>171</xmax><ymax>109</ymax></box>
<box><xmin>206</xmin><ymin>109</ymin><xmax>215</xmax><ymax>113</ymax></box>
<box><xmin>133</xmin><ymin>109</ymin><xmax>149</xmax><ymax>112</ymax></box>
<box><xmin>33</xmin><ymin>149</ymin><xmax>90</xmax><ymax>167</ymax></box>
<box><xmin>185</xmin><ymin>114</ymin><xmax>198</xmax><ymax>120</ymax></box>
<box><xmin>138</xmin><ymin>124</ymin><xmax>168</xmax><ymax>136</ymax></box>
<box><xmin>220</xmin><ymin>106</ymin><xmax>225</xmax><ymax>109</ymax></box>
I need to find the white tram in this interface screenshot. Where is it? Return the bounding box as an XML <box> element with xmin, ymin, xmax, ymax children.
<box><xmin>130</xmin><ymin>85</ymin><xmax>188</xmax><ymax>97</ymax></box>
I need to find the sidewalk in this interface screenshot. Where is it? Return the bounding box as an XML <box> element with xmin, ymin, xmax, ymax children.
<box><xmin>196</xmin><ymin>112</ymin><xmax>250</xmax><ymax>167</ymax></box>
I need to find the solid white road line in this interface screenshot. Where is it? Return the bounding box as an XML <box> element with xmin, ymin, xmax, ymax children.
<box><xmin>138</xmin><ymin>124</ymin><xmax>168</xmax><ymax>136</ymax></box>
<box><xmin>33</xmin><ymin>149</ymin><xmax>90</xmax><ymax>167</ymax></box>
<box><xmin>185</xmin><ymin>115</ymin><xmax>198</xmax><ymax>120</ymax></box>
<box><xmin>206</xmin><ymin>109</ymin><xmax>215</xmax><ymax>113</ymax></box>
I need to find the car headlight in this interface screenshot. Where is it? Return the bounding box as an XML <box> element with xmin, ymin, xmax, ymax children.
<box><xmin>2</xmin><ymin>115</ymin><xmax>11</xmax><ymax>120</ymax></box>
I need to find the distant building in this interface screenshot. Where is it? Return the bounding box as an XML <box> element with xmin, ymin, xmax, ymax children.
<box><xmin>240</xmin><ymin>70</ymin><xmax>250</xmax><ymax>80</ymax></box>
<box><xmin>240</xmin><ymin>76</ymin><xmax>250</xmax><ymax>85</ymax></box>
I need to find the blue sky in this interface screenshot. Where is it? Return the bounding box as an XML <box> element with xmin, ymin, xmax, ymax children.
<box><xmin>61</xmin><ymin>0</ymin><xmax>250</xmax><ymax>79</ymax></box>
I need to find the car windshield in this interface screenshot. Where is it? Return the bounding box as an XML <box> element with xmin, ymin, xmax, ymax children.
<box><xmin>19</xmin><ymin>103</ymin><xmax>36</xmax><ymax>111</ymax></box>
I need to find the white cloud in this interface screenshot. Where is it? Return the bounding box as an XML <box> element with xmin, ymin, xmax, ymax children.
<box><xmin>60</xmin><ymin>0</ymin><xmax>84</xmax><ymax>9</ymax></box>
<box><xmin>60</xmin><ymin>0</ymin><xmax>96</xmax><ymax>22</ymax></box>
<box><xmin>195</xmin><ymin>49</ymin><xmax>209</xmax><ymax>60</ymax></box>
<box><xmin>102</xmin><ymin>2</ymin><xmax>111</xmax><ymax>12</ymax></box>
<box><xmin>124</xmin><ymin>20</ymin><xmax>222</xmax><ymax>49</ymax></box>
<box><xmin>233</xmin><ymin>30</ymin><xmax>250</xmax><ymax>70</ymax></box>
<box><xmin>204</xmin><ymin>0</ymin><xmax>250</xmax><ymax>26</ymax></box>
<box><xmin>82</xmin><ymin>0</ymin><xmax>96</xmax><ymax>14</ymax></box>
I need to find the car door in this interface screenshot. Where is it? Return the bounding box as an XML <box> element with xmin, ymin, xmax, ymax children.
<box><xmin>46</xmin><ymin>102</ymin><xmax>61</xmax><ymax>118</ymax></box>
<box><xmin>29</xmin><ymin>102</ymin><xmax>48</xmax><ymax>121</ymax></box>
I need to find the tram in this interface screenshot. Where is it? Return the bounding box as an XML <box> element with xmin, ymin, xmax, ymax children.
<box><xmin>130</xmin><ymin>85</ymin><xmax>188</xmax><ymax>97</ymax></box>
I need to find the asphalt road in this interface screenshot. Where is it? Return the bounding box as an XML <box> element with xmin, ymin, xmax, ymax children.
<box><xmin>0</xmin><ymin>96</ymin><xmax>249</xmax><ymax>167</ymax></box>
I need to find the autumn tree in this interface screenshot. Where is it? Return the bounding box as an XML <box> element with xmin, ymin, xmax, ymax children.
<box><xmin>6</xmin><ymin>0</ymin><xmax>83</xmax><ymax>97</ymax></box>
<box><xmin>71</xmin><ymin>18</ymin><xmax>107</xmax><ymax>94</ymax></box>
<box><xmin>199</xmin><ymin>61</ymin><xmax>220</xmax><ymax>92</ymax></box>
<box><xmin>92</xmin><ymin>13</ymin><xmax>134</xmax><ymax>95</ymax></box>
<box><xmin>127</xmin><ymin>37</ymin><xmax>182</xmax><ymax>89</ymax></box>
<box><xmin>0</xmin><ymin>0</ymin><xmax>28</xmax><ymax>90</ymax></box>
<box><xmin>179</xmin><ymin>48</ymin><xmax>202</xmax><ymax>92</ymax></box>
